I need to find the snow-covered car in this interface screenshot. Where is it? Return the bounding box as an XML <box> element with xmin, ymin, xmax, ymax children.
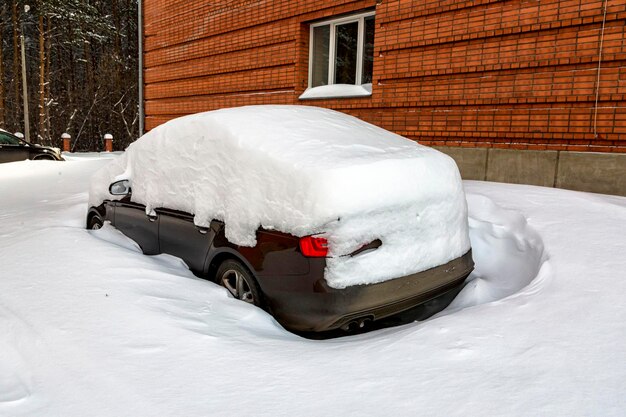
<box><xmin>0</xmin><ymin>129</ymin><xmax>64</xmax><ymax>163</ymax></box>
<box><xmin>87</xmin><ymin>105</ymin><xmax>473</xmax><ymax>332</ymax></box>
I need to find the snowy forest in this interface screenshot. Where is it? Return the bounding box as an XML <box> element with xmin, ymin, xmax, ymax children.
<box><xmin>0</xmin><ymin>0</ymin><xmax>139</xmax><ymax>151</ymax></box>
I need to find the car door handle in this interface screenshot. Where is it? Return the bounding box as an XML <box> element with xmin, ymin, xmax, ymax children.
<box><xmin>147</xmin><ymin>213</ymin><xmax>158</xmax><ymax>222</ymax></box>
<box><xmin>196</xmin><ymin>226</ymin><xmax>209</xmax><ymax>235</ymax></box>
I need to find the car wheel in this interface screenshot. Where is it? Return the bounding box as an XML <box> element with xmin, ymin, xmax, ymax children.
<box><xmin>216</xmin><ymin>260</ymin><xmax>263</xmax><ymax>306</ymax></box>
<box><xmin>89</xmin><ymin>215</ymin><xmax>104</xmax><ymax>230</ymax></box>
<box><xmin>33</xmin><ymin>154</ymin><xmax>55</xmax><ymax>160</ymax></box>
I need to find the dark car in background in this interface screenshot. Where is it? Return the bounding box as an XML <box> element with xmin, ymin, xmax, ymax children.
<box><xmin>0</xmin><ymin>129</ymin><xmax>64</xmax><ymax>163</ymax></box>
<box><xmin>87</xmin><ymin>179</ymin><xmax>474</xmax><ymax>333</ymax></box>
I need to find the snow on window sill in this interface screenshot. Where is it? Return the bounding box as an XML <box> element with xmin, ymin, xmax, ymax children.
<box><xmin>299</xmin><ymin>83</ymin><xmax>372</xmax><ymax>100</ymax></box>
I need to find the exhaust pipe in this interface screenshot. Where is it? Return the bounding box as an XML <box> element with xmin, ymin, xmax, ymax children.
<box><xmin>341</xmin><ymin>316</ymin><xmax>373</xmax><ymax>332</ymax></box>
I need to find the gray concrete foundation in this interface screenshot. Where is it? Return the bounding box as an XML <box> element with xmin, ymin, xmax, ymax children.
<box><xmin>433</xmin><ymin>146</ymin><xmax>626</xmax><ymax>197</ymax></box>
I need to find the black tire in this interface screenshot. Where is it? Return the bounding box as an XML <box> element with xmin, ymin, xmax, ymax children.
<box><xmin>33</xmin><ymin>154</ymin><xmax>55</xmax><ymax>160</ymax></box>
<box><xmin>215</xmin><ymin>259</ymin><xmax>263</xmax><ymax>307</ymax></box>
<box><xmin>88</xmin><ymin>215</ymin><xmax>104</xmax><ymax>230</ymax></box>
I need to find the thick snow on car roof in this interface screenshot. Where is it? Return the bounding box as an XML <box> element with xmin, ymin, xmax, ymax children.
<box><xmin>90</xmin><ymin>105</ymin><xmax>470</xmax><ymax>288</ymax></box>
<box><xmin>187</xmin><ymin>105</ymin><xmax>422</xmax><ymax>168</ymax></box>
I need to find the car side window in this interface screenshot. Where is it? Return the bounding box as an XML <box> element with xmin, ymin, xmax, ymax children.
<box><xmin>0</xmin><ymin>132</ymin><xmax>21</xmax><ymax>145</ymax></box>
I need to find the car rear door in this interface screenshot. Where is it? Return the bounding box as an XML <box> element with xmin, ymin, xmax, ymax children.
<box><xmin>112</xmin><ymin>201</ymin><xmax>160</xmax><ymax>255</ymax></box>
<box><xmin>157</xmin><ymin>208</ymin><xmax>217</xmax><ymax>274</ymax></box>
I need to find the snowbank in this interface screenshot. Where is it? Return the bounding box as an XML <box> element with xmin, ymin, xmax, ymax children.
<box><xmin>448</xmin><ymin>193</ymin><xmax>549</xmax><ymax>310</ymax></box>
<box><xmin>62</xmin><ymin>151</ymin><xmax>123</xmax><ymax>161</ymax></box>
<box><xmin>90</xmin><ymin>105</ymin><xmax>470</xmax><ymax>288</ymax></box>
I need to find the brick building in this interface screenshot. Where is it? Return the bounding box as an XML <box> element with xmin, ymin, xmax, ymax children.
<box><xmin>142</xmin><ymin>0</ymin><xmax>626</xmax><ymax>195</ymax></box>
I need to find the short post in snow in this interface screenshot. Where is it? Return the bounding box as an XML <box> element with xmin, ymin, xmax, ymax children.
<box><xmin>104</xmin><ymin>133</ymin><xmax>113</xmax><ymax>152</ymax></box>
<box><xmin>61</xmin><ymin>133</ymin><xmax>71</xmax><ymax>152</ymax></box>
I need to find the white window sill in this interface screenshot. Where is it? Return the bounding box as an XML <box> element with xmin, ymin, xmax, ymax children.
<box><xmin>299</xmin><ymin>83</ymin><xmax>372</xmax><ymax>100</ymax></box>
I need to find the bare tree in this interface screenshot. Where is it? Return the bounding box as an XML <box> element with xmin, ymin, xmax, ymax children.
<box><xmin>0</xmin><ymin>7</ymin><xmax>6</xmax><ymax>128</ymax></box>
<box><xmin>11</xmin><ymin>0</ymin><xmax>20</xmax><ymax>125</ymax></box>
<box><xmin>37</xmin><ymin>4</ymin><xmax>45</xmax><ymax>142</ymax></box>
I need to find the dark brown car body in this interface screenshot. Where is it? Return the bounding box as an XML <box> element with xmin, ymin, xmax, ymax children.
<box><xmin>0</xmin><ymin>130</ymin><xmax>64</xmax><ymax>163</ymax></box>
<box><xmin>88</xmin><ymin>195</ymin><xmax>473</xmax><ymax>332</ymax></box>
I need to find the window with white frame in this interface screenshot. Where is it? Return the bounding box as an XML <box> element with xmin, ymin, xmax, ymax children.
<box><xmin>308</xmin><ymin>11</ymin><xmax>375</xmax><ymax>89</ymax></box>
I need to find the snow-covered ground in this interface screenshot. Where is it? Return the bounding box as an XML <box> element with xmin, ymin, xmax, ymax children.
<box><xmin>1</xmin><ymin>154</ymin><xmax>625</xmax><ymax>416</ymax></box>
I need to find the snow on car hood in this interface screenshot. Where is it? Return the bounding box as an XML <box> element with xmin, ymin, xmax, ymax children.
<box><xmin>89</xmin><ymin>105</ymin><xmax>470</xmax><ymax>288</ymax></box>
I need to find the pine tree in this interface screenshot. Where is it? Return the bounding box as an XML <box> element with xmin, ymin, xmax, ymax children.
<box><xmin>0</xmin><ymin>0</ymin><xmax>138</xmax><ymax>150</ymax></box>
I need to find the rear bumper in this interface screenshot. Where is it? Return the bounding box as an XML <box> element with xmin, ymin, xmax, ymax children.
<box><xmin>262</xmin><ymin>249</ymin><xmax>474</xmax><ymax>332</ymax></box>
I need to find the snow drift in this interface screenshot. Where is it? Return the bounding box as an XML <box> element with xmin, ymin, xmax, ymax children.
<box><xmin>448</xmin><ymin>193</ymin><xmax>549</xmax><ymax>310</ymax></box>
<box><xmin>89</xmin><ymin>105</ymin><xmax>471</xmax><ymax>288</ymax></box>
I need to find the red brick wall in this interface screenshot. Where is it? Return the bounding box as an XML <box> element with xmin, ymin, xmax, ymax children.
<box><xmin>143</xmin><ymin>0</ymin><xmax>626</xmax><ymax>152</ymax></box>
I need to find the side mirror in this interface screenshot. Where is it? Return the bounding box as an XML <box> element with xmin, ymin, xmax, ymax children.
<box><xmin>109</xmin><ymin>179</ymin><xmax>131</xmax><ymax>196</ymax></box>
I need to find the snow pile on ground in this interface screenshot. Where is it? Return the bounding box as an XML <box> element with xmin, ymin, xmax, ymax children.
<box><xmin>89</xmin><ymin>106</ymin><xmax>470</xmax><ymax>288</ymax></box>
<box><xmin>2</xmin><ymin>157</ymin><xmax>626</xmax><ymax>416</ymax></box>
<box><xmin>449</xmin><ymin>193</ymin><xmax>549</xmax><ymax>310</ymax></box>
<box><xmin>62</xmin><ymin>151</ymin><xmax>123</xmax><ymax>161</ymax></box>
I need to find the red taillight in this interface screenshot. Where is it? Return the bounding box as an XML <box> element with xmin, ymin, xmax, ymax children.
<box><xmin>299</xmin><ymin>236</ymin><xmax>328</xmax><ymax>257</ymax></box>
